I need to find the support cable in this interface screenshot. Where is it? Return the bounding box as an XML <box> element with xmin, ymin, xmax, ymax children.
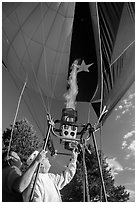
<box><xmin>8</xmin><ymin>72</ymin><xmax>45</xmax><ymax>138</ymax></box>
<box><xmin>80</xmin><ymin>141</ymin><xmax>90</xmax><ymax>202</ymax></box>
<box><xmin>95</xmin><ymin>3</ymin><xmax>107</xmax><ymax>202</ymax></box>
<box><xmin>91</xmin><ymin>129</ymin><xmax>107</xmax><ymax>202</ymax></box>
<box><xmin>14</xmin><ymin>11</ymin><xmax>50</xmax><ymax>117</ymax></box>
<box><xmin>29</xmin><ymin>115</ymin><xmax>52</xmax><ymax>202</ymax></box>
<box><xmin>7</xmin><ymin>75</ymin><xmax>28</xmax><ymax>158</ymax></box>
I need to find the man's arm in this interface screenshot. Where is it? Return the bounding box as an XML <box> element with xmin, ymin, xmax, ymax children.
<box><xmin>13</xmin><ymin>150</ymin><xmax>46</xmax><ymax>193</ymax></box>
<box><xmin>51</xmin><ymin>149</ymin><xmax>78</xmax><ymax>190</ymax></box>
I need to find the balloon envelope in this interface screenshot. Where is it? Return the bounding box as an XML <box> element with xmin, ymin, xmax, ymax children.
<box><xmin>2</xmin><ymin>2</ymin><xmax>135</xmax><ymax>125</ymax></box>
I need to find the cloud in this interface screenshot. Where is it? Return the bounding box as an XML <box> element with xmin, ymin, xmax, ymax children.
<box><xmin>126</xmin><ymin>140</ymin><xmax>135</xmax><ymax>159</ymax></box>
<box><xmin>115</xmin><ymin>88</ymin><xmax>135</xmax><ymax>120</ymax></box>
<box><xmin>124</xmin><ymin>130</ymin><xmax>135</xmax><ymax>139</ymax></box>
<box><xmin>122</xmin><ymin>130</ymin><xmax>135</xmax><ymax>160</ymax></box>
<box><xmin>124</xmin><ymin>167</ymin><xmax>135</xmax><ymax>171</ymax></box>
<box><xmin>115</xmin><ymin>115</ymin><xmax>120</xmax><ymax>120</ymax></box>
<box><xmin>122</xmin><ymin>140</ymin><xmax>127</xmax><ymax>149</ymax></box>
<box><xmin>126</xmin><ymin>189</ymin><xmax>135</xmax><ymax>202</ymax></box>
<box><xmin>118</xmin><ymin>105</ymin><xmax>123</xmax><ymax>110</ymax></box>
<box><xmin>106</xmin><ymin>157</ymin><xmax>123</xmax><ymax>178</ymax></box>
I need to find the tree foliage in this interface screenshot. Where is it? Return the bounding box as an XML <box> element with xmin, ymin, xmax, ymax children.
<box><xmin>61</xmin><ymin>144</ymin><xmax>130</xmax><ymax>202</ymax></box>
<box><xmin>2</xmin><ymin>120</ymin><xmax>130</xmax><ymax>201</ymax></box>
<box><xmin>2</xmin><ymin>118</ymin><xmax>41</xmax><ymax>171</ymax></box>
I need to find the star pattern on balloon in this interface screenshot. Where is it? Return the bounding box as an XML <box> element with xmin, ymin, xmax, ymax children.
<box><xmin>77</xmin><ymin>60</ymin><xmax>93</xmax><ymax>73</ymax></box>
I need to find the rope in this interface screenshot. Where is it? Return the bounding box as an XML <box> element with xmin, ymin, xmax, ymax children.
<box><xmin>40</xmin><ymin>3</ymin><xmax>50</xmax><ymax>113</ymax></box>
<box><xmin>47</xmin><ymin>3</ymin><xmax>71</xmax><ymax>111</ymax></box>
<box><xmin>95</xmin><ymin>2</ymin><xmax>104</xmax><ymax>117</ymax></box>
<box><xmin>85</xmin><ymin>3</ymin><xmax>105</xmax><ymax>202</ymax></box>
<box><xmin>3</xmin><ymin>4</ymin><xmax>51</xmax><ymax>134</ymax></box>
<box><xmin>39</xmin><ymin>2</ymin><xmax>67</xmax><ymax>115</ymax></box>
<box><xmin>81</xmin><ymin>142</ymin><xmax>90</xmax><ymax>202</ymax></box>
<box><xmin>91</xmin><ymin>130</ymin><xmax>107</xmax><ymax>202</ymax></box>
<box><xmin>39</xmin><ymin>2</ymin><xmax>72</xmax><ymax>140</ymax></box>
<box><xmin>29</xmin><ymin>119</ymin><xmax>52</xmax><ymax>201</ymax></box>
<box><xmin>87</xmin><ymin>103</ymin><xmax>91</xmax><ymax>124</ymax></box>
<box><xmin>39</xmin><ymin>2</ymin><xmax>59</xmax><ymax>113</ymax></box>
<box><xmin>8</xmin><ymin>72</ymin><xmax>45</xmax><ymax>138</ymax></box>
<box><xmin>109</xmin><ymin>40</ymin><xmax>135</xmax><ymax>68</ymax></box>
<box><xmin>14</xmin><ymin>9</ymin><xmax>50</xmax><ymax>116</ymax></box>
<box><xmin>99</xmin><ymin>125</ymin><xmax>103</xmax><ymax>201</ymax></box>
<box><xmin>95</xmin><ymin>3</ymin><xmax>107</xmax><ymax>202</ymax></box>
<box><xmin>7</xmin><ymin>75</ymin><xmax>28</xmax><ymax>158</ymax></box>
<box><xmin>87</xmin><ymin>1</ymin><xmax>104</xmax><ymax>125</ymax></box>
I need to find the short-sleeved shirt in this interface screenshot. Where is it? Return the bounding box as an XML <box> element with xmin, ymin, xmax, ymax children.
<box><xmin>23</xmin><ymin>157</ymin><xmax>77</xmax><ymax>202</ymax></box>
<box><xmin>2</xmin><ymin>165</ymin><xmax>23</xmax><ymax>202</ymax></box>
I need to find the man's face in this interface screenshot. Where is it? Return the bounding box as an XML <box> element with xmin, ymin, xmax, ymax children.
<box><xmin>10</xmin><ymin>152</ymin><xmax>22</xmax><ymax>169</ymax></box>
<box><xmin>40</xmin><ymin>157</ymin><xmax>51</xmax><ymax>173</ymax></box>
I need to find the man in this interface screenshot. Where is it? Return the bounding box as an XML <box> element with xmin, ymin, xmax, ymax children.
<box><xmin>23</xmin><ymin>149</ymin><xmax>78</xmax><ymax>202</ymax></box>
<box><xmin>2</xmin><ymin>150</ymin><xmax>46</xmax><ymax>202</ymax></box>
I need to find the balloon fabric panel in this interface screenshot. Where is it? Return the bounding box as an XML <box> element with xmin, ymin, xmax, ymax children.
<box><xmin>2</xmin><ymin>2</ymin><xmax>75</xmax><ymax>100</ymax></box>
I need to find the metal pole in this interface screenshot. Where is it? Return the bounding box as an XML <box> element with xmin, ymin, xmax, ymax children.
<box><xmin>82</xmin><ymin>144</ymin><xmax>86</xmax><ymax>202</ymax></box>
<box><xmin>81</xmin><ymin>141</ymin><xmax>90</xmax><ymax>202</ymax></box>
<box><xmin>29</xmin><ymin>122</ymin><xmax>52</xmax><ymax>202</ymax></box>
<box><xmin>56</xmin><ymin>152</ymin><xmax>72</xmax><ymax>156</ymax></box>
<box><xmin>91</xmin><ymin>131</ymin><xmax>107</xmax><ymax>202</ymax></box>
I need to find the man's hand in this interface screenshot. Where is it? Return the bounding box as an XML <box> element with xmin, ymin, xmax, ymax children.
<box><xmin>35</xmin><ymin>150</ymin><xmax>47</xmax><ymax>163</ymax></box>
<box><xmin>72</xmin><ymin>148</ymin><xmax>79</xmax><ymax>160</ymax></box>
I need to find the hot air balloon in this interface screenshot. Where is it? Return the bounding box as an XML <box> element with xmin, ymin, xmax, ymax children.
<box><xmin>2</xmin><ymin>2</ymin><xmax>135</xmax><ymax>202</ymax></box>
<box><xmin>2</xmin><ymin>2</ymin><xmax>135</xmax><ymax>125</ymax></box>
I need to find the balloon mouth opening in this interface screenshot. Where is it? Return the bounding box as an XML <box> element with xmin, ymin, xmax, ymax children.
<box><xmin>61</xmin><ymin>108</ymin><xmax>78</xmax><ymax>124</ymax></box>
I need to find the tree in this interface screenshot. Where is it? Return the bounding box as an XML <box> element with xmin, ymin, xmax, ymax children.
<box><xmin>61</xmin><ymin>144</ymin><xmax>130</xmax><ymax>202</ymax></box>
<box><xmin>107</xmin><ymin>185</ymin><xmax>130</xmax><ymax>202</ymax></box>
<box><xmin>2</xmin><ymin>120</ymin><xmax>130</xmax><ymax>202</ymax></box>
<box><xmin>2</xmin><ymin>118</ymin><xmax>41</xmax><ymax>172</ymax></box>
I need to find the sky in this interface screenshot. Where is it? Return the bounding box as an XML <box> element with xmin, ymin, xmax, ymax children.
<box><xmin>2</xmin><ymin>67</ymin><xmax>135</xmax><ymax>202</ymax></box>
<box><xmin>102</xmin><ymin>83</ymin><xmax>135</xmax><ymax>201</ymax></box>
